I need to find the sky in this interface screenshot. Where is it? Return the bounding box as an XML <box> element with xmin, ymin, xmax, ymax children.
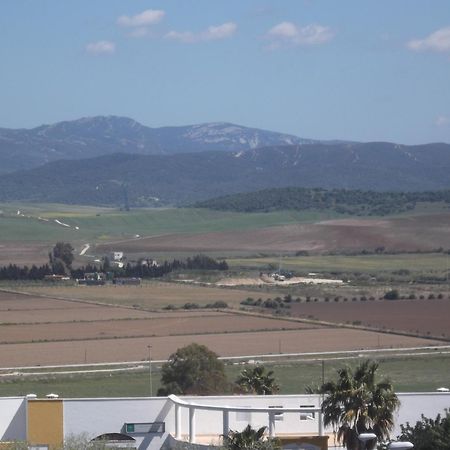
<box><xmin>1</xmin><ymin>0</ymin><xmax>450</xmax><ymax>144</ymax></box>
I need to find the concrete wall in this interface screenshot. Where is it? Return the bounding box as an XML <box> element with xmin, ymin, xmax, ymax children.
<box><xmin>0</xmin><ymin>397</ymin><xmax>26</xmax><ymax>441</ymax></box>
<box><xmin>63</xmin><ymin>397</ymin><xmax>173</xmax><ymax>450</ymax></box>
<box><xmin>394</xmin><ymin>393</ymin><xmax>450</xmax><ymax>437</ymax></box>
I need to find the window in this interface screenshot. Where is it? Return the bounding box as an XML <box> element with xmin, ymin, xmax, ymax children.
<box><xmin>299</xmin><ymin>405</ymin><xmax>315</xmax><ymax>420</ymax></box>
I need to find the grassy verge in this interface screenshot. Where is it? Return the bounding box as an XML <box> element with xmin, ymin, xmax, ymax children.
<box><xmin>0</xmin><ymin>353</ymin><xmax>448</xmax><ymax>398</ymax></box>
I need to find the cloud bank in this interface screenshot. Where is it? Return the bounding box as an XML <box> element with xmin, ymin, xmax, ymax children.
<box><xmin>117</xmin><ymin>9</ymin><xmax>165</xmax><ymax>28</ymax></box>
<box><xmin>266</xmin><ymin>22</ymin><xmax>334</xmax><ymax>49</ymax></box>
<box><xmin>408</xmin><ymin>27</ymin><xmax>450</xmax><ymax>52</ymax></box>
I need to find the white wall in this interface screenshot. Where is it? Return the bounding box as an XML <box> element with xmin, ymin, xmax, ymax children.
<box><xmin>180</xmin><ymin>395</ymin><xmax>321</xmax><ymax>437</ymax></box>
<box><xmin>0</xmin><ymin>397</ymin><xmax>27</xmax><ymax>441</ymax></box>
<box><xmin>62</xmin><ymin>393</ymin><xmax>450</xmax><ymax>445</ymax></box>
<box><xmin>394</xmin><ymin>393</ymin><xmax>450</xmax><ymax>437</ymax></box>
<box><xmin>63</xmin><ymin>397</ymin><xmax>174</xmax><ymax>450</ymax></box>
<box><xmin>1</xmin><ymin>393</ymin><xmax>447</xmax><ymax>449</ymax></box>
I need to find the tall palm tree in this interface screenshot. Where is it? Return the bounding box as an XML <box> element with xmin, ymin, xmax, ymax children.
<box><xmin>235</xmin><ymin>365</ymin><xmax>280</xmax><ymax>395</ymax></box>
<box><xmin>320</xmin><ymin>360</ymin><xmax>400</xmax><ymax>450</ymax></box>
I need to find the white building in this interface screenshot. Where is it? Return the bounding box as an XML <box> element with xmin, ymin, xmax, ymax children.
<box><xmin>0</xmin><ymin>392</ymin><xmax>448</xmax><ymax>450</ymax></box>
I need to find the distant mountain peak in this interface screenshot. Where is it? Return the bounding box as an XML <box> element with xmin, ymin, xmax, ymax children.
<box><xmin>0</xmin><ymin>115</ymin><xmax>336</xmax><ymax>174</ymax></box>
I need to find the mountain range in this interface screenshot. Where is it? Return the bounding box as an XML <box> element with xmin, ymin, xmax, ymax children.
<box><xmin>0</xmin><ymin>116</ymin><xmax>326</xmax><ymax>174</ymax></box>
<box><xmin>1</xmin><ymin>141</ymin><xmax>449</xmax><ymax>206</ymax></box>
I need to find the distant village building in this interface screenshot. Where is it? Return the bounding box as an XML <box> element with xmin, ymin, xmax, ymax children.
<box><xmin>77</xmin><ymin>272</ymin><xmax>106</xmax><ymax>286</ymax></box>
<box><xmin>111</xmin><ymin>251</ymin><xmax>124</xmax><ymax>262</ymax></box>
<box><xmin>140</xmin><ymin>258</ymin><xmax>159</xmax><ymax>268</ymax></box>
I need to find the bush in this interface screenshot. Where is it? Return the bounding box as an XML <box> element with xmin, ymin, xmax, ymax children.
<box><xmin>384</xmin><ymin>289</ymin><xmax>400</xmax><ymax>300</ymax></box>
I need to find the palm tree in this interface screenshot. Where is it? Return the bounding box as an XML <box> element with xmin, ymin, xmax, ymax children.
<box><xmin>320</xmin><ymin>360</ymin><xmax>400</xmax><ymax>450</ymax></box>
<box><xmin>223</xmin><ymin>425</ymin><xmax>281</xmax><ymax>450</ymax></box>
<box><xmin>235</xmin><ymin>365</ymin><xmax>280</xmax><ymax>395</ymax></box>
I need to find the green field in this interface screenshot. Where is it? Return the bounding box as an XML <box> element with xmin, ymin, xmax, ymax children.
<box><xmin>0</xmin><ymin>204</ymin><xmax>344</xmax><ymax>242</ymax></box>
<box><xmin>0</xmin><ymin>353</ymin><xmax>448</xmax><ymax>397</ymax></box>
<box><xmin>228</xmin><ymin>253</ymin><xmax>450</xmax><ymax>274</ymax></box>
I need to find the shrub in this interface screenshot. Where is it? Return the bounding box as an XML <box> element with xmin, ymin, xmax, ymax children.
<box><xmin>384</xmin><ymin>289</ymin><xmax>400</xmax><ymax>300</ymax></box>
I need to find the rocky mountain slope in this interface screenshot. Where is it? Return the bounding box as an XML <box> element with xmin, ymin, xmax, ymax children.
<box><xmin>0</xmin><ymin>116</ymin><xmax>320</xmax><ymax>173</ymax></box>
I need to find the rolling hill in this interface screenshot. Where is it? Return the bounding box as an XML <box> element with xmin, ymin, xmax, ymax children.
<box><xmin>0</xmin><ymin>142</ymin><xmax>449</xmax><ymax>206</ymax></box>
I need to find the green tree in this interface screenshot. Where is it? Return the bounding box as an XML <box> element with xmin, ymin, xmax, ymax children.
<box><xmin>50</xmin><ymin>242</ymin><xmax>74</xmax><ymax>274</ymax></box>
<box><xmin>223</xmin><ymin>425</ymin><xmax>281</xmax><ymax>450</ymax></box>
<box><xmin>157</xmin><ymin>343</ymin><xmax>228</xmax><ymax>395</ymax></box>
<box><xmin>397</xmin><ymin>411</ymin><xmax>450</xmax><ymax>450</ymax></box>
<box><xmin>235</xmin><ymin>365</ymin><xmax>280</xmax><ymax>395</ymax></box>
<box><xmin>320</xmin><ymin>360</ymin><xmax>400</xmax><ymax>450</ymax></box>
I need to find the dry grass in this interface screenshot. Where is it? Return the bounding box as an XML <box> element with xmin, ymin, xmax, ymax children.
<box><xmin>19</xmin><ymin>281</ymin><xmax>274</xmax><ymax>309</ymax></box>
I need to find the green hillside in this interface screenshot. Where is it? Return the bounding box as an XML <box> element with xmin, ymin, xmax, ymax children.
<box><xmin>193</xmin><ymin>187</ymin><xmax>450</xmax><ymax>215</ymax></box>
<box><xmin>0</xmin><ymin>203</ymin><xmax>343</xmax><ymax>242</ymax></box>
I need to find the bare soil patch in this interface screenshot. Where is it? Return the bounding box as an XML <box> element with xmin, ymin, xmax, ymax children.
<box><xmin>0</xmin><ymin>242</ymin><xmax>51</xmax><ymax>265</ymax></box>
<box><xmin>94</xmin><ymin>213</ymin><xmax>450</xmax><ymax>254</ymax></box>
<box><xmin>0</xmin><ymin>328</ymin><xmax>442</xmax><ymax>367</ymax></box>
<box><xmin>0</xmin><ymin>313</ymin><xmax>313</xmax><ymax>343</ymax></box>
<box><xmin>290</xmin><ymin>298</ymin><xmax>450</xmax><ymax>337</ymax></box>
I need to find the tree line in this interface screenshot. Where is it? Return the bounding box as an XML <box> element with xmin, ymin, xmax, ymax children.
<box><xmin>193</xmin><ymin>187</ymin><xmax>450</xmax><ymax>216</ymax></box>
<box><xmin>0</xmin><ymin>242</ymin><xmax>228</xmax><ymax>281</ymax></box>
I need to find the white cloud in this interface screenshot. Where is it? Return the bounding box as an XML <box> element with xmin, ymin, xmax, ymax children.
<box><xmin>165</xmin><ymin>22</ymin><xmax>237</xmax><ymax>43</ymax></box>
<box><xmin>117</xmin><ymin>9</ymin><xmax>165</xmax><ymax>28</ymax></box>
<box><xmin>266</xmin><ymin>22</ymin><xmax>334</xmax><ymax>49</ymax></box>
<box><xmin>85</xmin><ymin>40</ymin><xmax>115</xmax><ymax>55</ymax></box>
<box><xmin>436</xmin><ymin>115</ymin><xmax>450</xmax><ymax>127</ymax></box>
<box><xmin>165</xmin><ymin>30</ymin><xmax>196</xmax><ymax>43</ymax></box>
<box><xmin>203</xmin><ymin>22</ymin><xmax>237</xmax><ymax>40</ymax></box>
<box><xmin>407</xmin><ymin>27</ymin><xmax>450</xmax><ymax>52</ymax></box>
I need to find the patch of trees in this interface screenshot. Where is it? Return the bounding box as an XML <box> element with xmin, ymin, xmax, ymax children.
<box><xmin>193</xmin><ymin>187</ymin><xmax>450</xmax><ymax>216</ymax></box>
<box><xmin>241</xmin><ymin>295</ymin><xmax>300</xmax><ymax>311</ymax></box>
<box><xmin>0</xmin><ymin>263</ymin><xmax>53</xmax><ymax>280</ymax></box>
<box><xmin>157</xmin><ymin>343</ymin><xmax>229</xmax><ymax>396</ymax></box>
<box><xmin>158</xmin><ymin>343</ymin><xmax>280</xmax><ymax>397</ymax></box>
<box><xmin>163</xmin><ymin>300</ymin><xmax>228</xmax><ymax>310</ymax></box>
<box><xmin>116</xmin><ymin>254</ymin><xmax>228</xmax><ymax>279</ymax></box>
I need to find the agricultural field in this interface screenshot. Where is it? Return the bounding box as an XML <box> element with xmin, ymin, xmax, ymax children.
<box><xmin>289</xmin><ymin>297</ymin><xmax>450</xmax><ymax>338</ymax></box>
<box><xmin>0</xmin><ymin>202</ymin><xmax>449</xmax><ymax>393</ymax></box>
<box><xmin>15</xmin><ymin>281</ymin><xmax>280</xmax><ymax>309</ymax></box>
<box><xmin>1</xmin><ymin>203</ymin><xmax>450</xmax><ymax>266</ymax></box>
<box><xmin>0</xmin><ymin>289</ymin><xmax>444</xmax><ymax>368</ymax></box>
<box><xmin>227</xmin><ymin>253</ymin><xmax>450</xmax><ymax>274</ymax></box>
<box><xmin>94</xmin><ymin>213</ymin><xmax>450</xmax><ymax>256</ymax></box>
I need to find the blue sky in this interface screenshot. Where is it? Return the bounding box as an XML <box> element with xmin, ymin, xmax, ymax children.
<box><xmin>1</xmin><ymin>0</ymin><xmax>450</xmax><ymax>144</ymax></box>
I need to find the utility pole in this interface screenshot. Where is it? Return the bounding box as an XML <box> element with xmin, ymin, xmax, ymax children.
<box><xmin>148</xmin><ymin>345</ymin><xmax>153</xmax><ymax>397</ymax></box>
